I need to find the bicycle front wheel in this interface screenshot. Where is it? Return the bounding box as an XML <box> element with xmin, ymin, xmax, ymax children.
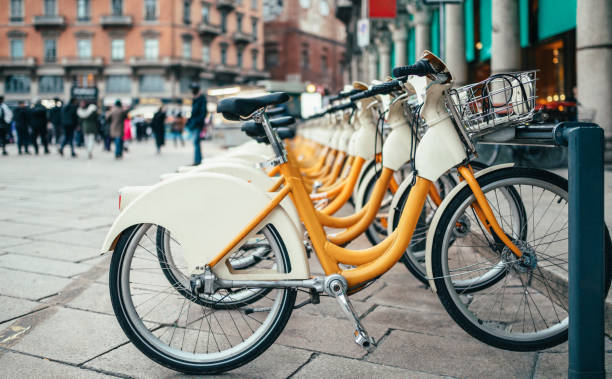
<box><xmin>430</xmin><ymin>167</ymin><xmax>612</xmax><ymax>351</ymax></box>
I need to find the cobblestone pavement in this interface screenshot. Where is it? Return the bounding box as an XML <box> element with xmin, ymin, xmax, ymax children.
<box><xmin>0</xmin><ymin>140</ymin><xmax>611</xmax><ymax>379</ymax></box>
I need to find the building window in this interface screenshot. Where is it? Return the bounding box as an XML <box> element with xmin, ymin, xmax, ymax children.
<box><xmin>74</xmin><ymin>73</ymin><xmax>95</xmax><ymax>87</ymax></box>
<box><xmin>236</xmin><ymin>13</ymin><xmax>243</xmax><ymax>32</ymax></box>
<box><xmin>237</xmin><ymin>49</ymin><xmax>243</xmax><ymax>68</ymax></box>
<box><xmin>251</xmin><ymin>49</ymin><xmax>258</xmax><ymax>70</ymax></box>
<box><xmin>264</xmin><ymin>45</ymin><xmax>278</xmax><ymax>67</ymax></box>
<box><xmin>144</xmin><ymin>0</ymin><xmax>157</xmax><ymax>20</ymax></box>
<box><xmin>182</xmin><ymin>39</ymin><xmax>192</xmax><ymax>59</ymax></box>
<box><xmin>183</xmin><ymin>0</ymin><xmax>191</xmax><ymax>24</ymax></box>
<box><xmin>5</xmin><ymin>75</ymin><xmax>30</xmax><ymax>93</ymax></box>
<box><xmin>10</xmin><ymin>39</ymin><xmax>24</xmax><ymax>59</ymax></box>
<box><xmin>111</xmin><ymin>39</ymin><xmax>125</xmax><ymax>61</ymax></box>
<box><xmin>10</xmin><ymin>0</ymin><xmax>23</xmax><ymax>22</ymax></box>
<box><xmin>107</xmin><ymin>75</ymin><xmax>131</xmax><ymax>93</ymax></box>
<box><xmin>77</xmin><ymin>39</ymin><xmax>92</xmax><ymax>59</ymax></box>
<box><xmin>44</xmin><ymin>39</ymin><xmax>56</xmax><ymax>62</ymax></box>
<box><xmin>251</xmin><ymin>17</ymin><xmax>258</xmax><ymax>37</ymax></box>
<box><xmin>44</xmin><ymin>0</ymin><xmax>56</xmax><ymax>15</ymax></box>
<box><xmin>321</xmin><ymin>54</ymin><xmax>327</xmax><ymax>73</ymax></box>
<box><xmin>112</xmin><ymin>0</ymin><xmax>123</xmax><ymax>15</ymax></box>
<box><xmin>301</xmin><ymin>45</ymin><xmax>309</xmax><ymax>69</ymax></box>
<box><xmin>202</xmin><ymin>44</ymin><xmax>210</xmax><ymax>64</ymax></box>
<box><xmin>220</xmin><ymin>12</ymin><xmax>227</xmax><ymax>33</ymax></box>
<box><xmin>220</xmin><ymin>44</ymin><xmax>228</xmax><ymax>65</ymax></box>
<box><xmin>139</xmin><ymin>74</ymin><xmax>164</xmax><ymax>92</ymax></box>
<box><xmin>251</xmin><ymin>0</ymin><xmax>257</xmax><ymax>10</ymax></box>
<box><xmin>201</xmin><ymin>3</ymin><xmax>210</xmax><ymax>23</ymax></box>
<box><xmin>39</xmin><ymin>76</ymin><xmax>63</xmax><ymax>93</ymax></box>
<box><xmin>77</xmin><ymin>0</ymin><xmax>91</xmax><ymax>21</ymax></box>
<box><xmin>144</xmin><ymin>39</ymin><xmax>159</xmax><ymax>59</ymax></box>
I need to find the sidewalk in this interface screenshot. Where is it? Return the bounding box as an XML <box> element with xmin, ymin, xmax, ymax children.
<box><xmin>0</xmin><ymin>140</ymin><xmax>610</xmax><ymax>378</ymax></box>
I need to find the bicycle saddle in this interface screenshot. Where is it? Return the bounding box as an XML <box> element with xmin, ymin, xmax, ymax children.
<box><xmin>241</xmin><ymin>116</ymin><xmax>295</xmax><ymax>137</ymax></box>
<box><xmin>217</xmin><ymin>92</ymin><xmax>290</xmax><ymax>121</ymax></box>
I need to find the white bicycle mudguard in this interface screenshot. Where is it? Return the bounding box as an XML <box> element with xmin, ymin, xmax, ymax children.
<box><xmin>102</xmin><ymin>173</ymin><xmax>310</xmax><ymax>280</ymax></box>
<box><xmin>157</xmin><ymin>162</ymin><xmax>303</xmax><ymax>233</ymax></box>
<box><xmin>177</xmin><ymin>151</ymin><xmax>270</xmax><ymax>173</ymax></box>
<box><xmin>424</xmin><ymin>163</ymin><xmax>514</xmax><ymax>292</ymax></box>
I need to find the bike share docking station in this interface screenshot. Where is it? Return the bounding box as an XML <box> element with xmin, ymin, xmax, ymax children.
<box><xmin>479</xmin><ymin>121</ymin><xmax>606</xmax><ymax>379</ymax></box>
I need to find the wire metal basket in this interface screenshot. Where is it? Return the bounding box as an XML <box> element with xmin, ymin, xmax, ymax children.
<box><xmin>446</xmin><ymin>70</ymin><xmax>538</xmax><ymax>139</ymax></box>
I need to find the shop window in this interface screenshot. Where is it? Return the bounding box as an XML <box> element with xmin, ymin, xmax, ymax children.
<box><xmin>39</xmin><ymin>76</ymin><xmax>63</xmax><ymax>93</ymax></box>
<box><xmin>74</xmin><ymin>73</ymin><xmax>95</xmax><ymax>87</ymax></box>
<box><xmin>5</xmin><ymin>75</ymin><xmax>30</xmax><ymax>93</ymax></box>
<box><xmin>139</xmin><ymin>74</ymin><xmax>164</xmax><ymax>92</ymax></box>
<box><xmin>107</xmin><ymin>75</ymin><xmax>131</xmax><ymax>93</ymax></box>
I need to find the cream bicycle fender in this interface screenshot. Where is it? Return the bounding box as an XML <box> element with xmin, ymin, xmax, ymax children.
<box><xmin>159</xmin><ymin>162</ymin><xmax>303</xmax><ymax>233</ymax></box>
<box><xmin>386</xmin><ymin>171</ymin><xmax>415</xmax><ymax>236</ymax></box>
<box><xmin>424</xmin><ymin>163</ymin><xmax>515</xmax><ymax>292</ymax></box>
<box><xmin>102</xmin><ymin>173</ymin><xmax>310</xmax><ymax>280</ymax></box>
<box><xmin>177</xmin><ymin>152</ymin><xmax>270</xmax><ymax>173</ymax></box>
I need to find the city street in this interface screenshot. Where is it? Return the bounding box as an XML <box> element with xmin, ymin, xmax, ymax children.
<box><xmin>0</xmin><ymin>140</ymin><xmax>611</xmax><ymax>379</ymax></box>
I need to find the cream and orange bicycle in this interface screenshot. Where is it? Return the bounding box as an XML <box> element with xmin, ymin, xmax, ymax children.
<box><xmin>103</xmin><ymin>52</ymin><xmax>612</xmax><ymax>374</ymax></box>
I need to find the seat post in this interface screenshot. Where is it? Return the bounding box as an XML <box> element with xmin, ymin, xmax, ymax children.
<box><xmin>254</xmin><ymin>110</ymin><xmax>287</xmax><ymax>163</ymax></box>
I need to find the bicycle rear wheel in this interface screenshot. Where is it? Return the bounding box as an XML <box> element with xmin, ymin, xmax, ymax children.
<box><xmin>430</xmin><ymin>167</ymin><xmax>612</xmax><ymax>351</ymax></box>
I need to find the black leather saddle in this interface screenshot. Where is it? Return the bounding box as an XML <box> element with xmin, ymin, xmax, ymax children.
<box><xmin>217</xmin><ymin>92</ymin><xmax>289</xmax><ymax>121</ymax></box>
<box><xmin>241</xmin><ymin>116</ymin><xmax>295</xmax><ymax>137</ymax></box>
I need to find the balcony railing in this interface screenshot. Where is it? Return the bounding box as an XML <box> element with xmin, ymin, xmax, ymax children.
<box><xmin>197</xmin><ymin>23</ymin><xmax>222</xmax><ymax>39</ymax></box>
<box><xmin>216</xmin><ymin>0</ymin><xmax>235</xmax><ymax>11</ymax></box>
<box><xmin>0</xmin><ymin>57</ymin><xmax>37</xmax><ymax>68</ymax></box>
<box><xmin>61</xmin><ymin>56</ymin><xmax>104</xmax><ymax>67</ymax></box>
<box><xmin>129</xmin><ymin>56</ymin><xmax>172</xmax><ymax>67</ymax></box>
<box><xmin>100</xmin><ymin>14</ymin><xmax>133</xmax><ymax>27</ymax></box>
<box><xmin>232</xmin><ymin>31</ymin><xmax>255</xmax><ymax>45</ymax></box>
<box><xmin>214</xmin><ymin>63</ymin><xmax>241</xmax><ymax>75</ymax></box>
<box><xmin>33</xmin><ymin>15</ymin><xmax>66</xmax><ymax>28</ymax></box>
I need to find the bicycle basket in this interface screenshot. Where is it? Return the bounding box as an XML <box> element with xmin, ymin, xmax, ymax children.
<box><xmin>446</xmin><ymin>70</ymin><xmax>538</xmax><ymax>139</ymax></box>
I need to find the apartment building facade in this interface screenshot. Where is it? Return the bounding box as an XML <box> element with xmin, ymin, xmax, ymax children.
<box><xmin>0</xmin><ymin>0</ymin><xmax>267</xmax><ymax>105</ymax></box>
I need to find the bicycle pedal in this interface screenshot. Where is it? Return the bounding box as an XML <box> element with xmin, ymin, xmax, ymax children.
<box><xmin>354</xmin><ymin>329</ymin><xmax>376</xmax><ymax>352</ymax></box>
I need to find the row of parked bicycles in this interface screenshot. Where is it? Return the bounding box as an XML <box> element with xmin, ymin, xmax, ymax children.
<box><xmin>101</xmin><ymin>51</ymin><xmax>612</xmax><ymax>374</ymax></box>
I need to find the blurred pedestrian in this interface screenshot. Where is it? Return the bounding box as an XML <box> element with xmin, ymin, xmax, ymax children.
<box><xmin>171</xmin><ymin>112</ymin><xmax>185</xmax><ymax>147</ymax></box>
<box><xmin>151</xmin><ymin>106</ymin><xmax>166</xmax><ymax>154</ymax></box>
<box><xmin>186</xmin><ymin>83</ymin><xmax>207</xmax><ymax>165</ymax></box>
<box><xmin>13</xmin><ymin>101</ymin><xmax>30</xmax><ymax>155</ymax></box>
<box><xmin>28</xmin><ymin>99</ymin><xmax>50</xmax><ymax>155</ymax></box>
<box><xmin>107</xmin><ymin>99</ymin><xmax>127</xmax><ymax>159</ymax></box>
<box><xmin>59</xmin><ymin>98</ymin><xmax>78</xmax><ymax>157</ymax></box>
<box><xmin>0</xmin><ymin>96</ymin><xmax>13</xmax><ymax>156</ymax></box>
<box><xmin>123</xmin><ymin>115</ymin><xmax>132</xmax><ymax>152</ymax></box>
<box><xmin>48</xmin><ymin>98</ymin><xmax>62</xmax><ymax>145</ymax></box>
<box><xmin>77</xmin><ymin>100</ymin><xmax>98</xmax><ymax>159</ymax></box>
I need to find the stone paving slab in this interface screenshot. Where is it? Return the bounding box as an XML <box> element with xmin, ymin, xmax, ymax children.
<box><xmin>0</xmin><ymin>296</ymin><xmax>41</xmax><ymax>325</ymax></box>
<box><xmin>31</xmin><ymin>229</ymin><xmax>108</xmax><ymax>249</ymax></box>
<box><xmin>0</xmin><ymin>221</ymin><xmax>66</xmax><ymax>239</ymax></box>
<box><xmin>0</xmin><ymin>351</ymin><xmax>114</xmax><ymax>379</ymax></box>
<box><xmin>294</xmin><ymin>353</ymin><xmax>447</xmax><ymax>379</ymax></box>
<box><xmin>366</xmin><ymin>329</ymin><xmax>536</xmax><ymax>379</ymax></box>
<box><xmin>85</xmin><ymin>340</ymin><xmax>313</xmax><ymax>378</ymax></box>
<box><xmin>0</xmin><ymin>267</ymin><xmax>71</xmax><ymax>301</ymax></box>
<box><xmin>10</xmin><ymin>307</ymin><xmax>130</xmax><ymax>365</ymax></box>
<box><xmin>3</xmin><ymin>240</ymin><xmax>101</xmax><ymax>262</ymax></box>
<box><xmin>0</xmin><ymin>236</ymin><xmax>29</xmax><ymax>249</ymax></box>
<box><xmin>0</xmin><ymin>254</ymin><xmax>92</xmax><ymax>278</ymax></box>
<box><xmin>65</xmin><ymin>283</ymin><xmax>114</xmax><ymax>316</ymax></box>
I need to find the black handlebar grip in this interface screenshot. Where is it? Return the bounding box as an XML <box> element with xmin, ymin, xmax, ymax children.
<box><xmin>392</xmin><ymin>59</ymin><xmax>436</xmax><ymax>78</ymax></box>
<box><xmin>335</xmin><ymin>102</ymin><xmax>356</xmax><ymax>112</ymax></box>
<box><xmin>349</xmin><ymin>89</ymin><xmax>373</xmax><ymax>101</ymax></box>
<box><xmin>370</xmin><ymin>80</ymin><xmax>401</xmax><ymax>95</ymax></box>
<box><xmin>328</xmin><ymin>94</ymin><xmax>341</xmax><ymax>102</ymax></box>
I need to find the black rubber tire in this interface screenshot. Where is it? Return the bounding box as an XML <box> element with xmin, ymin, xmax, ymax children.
<box><xmin>109</xmin><ymin>224</ymin><xmax>297</xmax><ymax>375</ymax></box>
<box><xmin>430</xmin><ymin>167</ymin><xmax>612</xmax><ymax>351</ymax></box>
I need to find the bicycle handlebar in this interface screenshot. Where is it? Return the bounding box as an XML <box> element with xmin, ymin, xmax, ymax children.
<box><xmin>392</xmin><ymin>59</ymin><xmax>436</xmax><ymax>78</ymax></box>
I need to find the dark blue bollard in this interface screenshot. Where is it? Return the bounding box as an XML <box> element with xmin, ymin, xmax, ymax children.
<box><xmin>554</xmin><ymin>122</ymin><xmax>605</xmax><ymax>378</ymax></box>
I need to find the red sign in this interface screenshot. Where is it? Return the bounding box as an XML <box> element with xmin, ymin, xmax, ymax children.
<box><xmin>368</xmin><ymin>0</ymin><xmax>397</xmax><ymax>19</ymax></box>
